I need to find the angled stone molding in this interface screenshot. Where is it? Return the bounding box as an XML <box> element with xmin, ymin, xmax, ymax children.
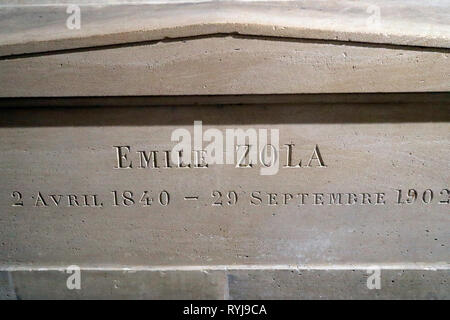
<box><xmin>0</xmin><ymin>0</ymin><xmax>448</xmax><ymax>97</ymax></box>
<box><xmin>0</xmin><ymin>34</ymin><xmax>448</xmax><ymax>96</ymax></box>
<box><xmin>0</xmin><ymin>0</ymin><xmax>449</xmax><ymax>57</ymax></box>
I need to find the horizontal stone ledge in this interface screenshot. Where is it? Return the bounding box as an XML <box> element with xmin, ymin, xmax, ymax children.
<box><xmin>1</xmin><ymin>267</ymin><xmax>448</xmax><ymax>299</ymax></box>
<box><xmin>0</xmin><ymin>0</ymin><xmax>449</xmax><ymax>57</ymax></box>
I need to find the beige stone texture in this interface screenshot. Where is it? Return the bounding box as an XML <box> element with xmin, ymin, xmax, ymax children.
<box><xmin>0</xmin><ymin>36</ymin><xmax>448</xmax><ymax>97</ymax></box>
<box><xmin>227</xmin><ymin>269</ymin><xmax>450</xmax><ymax>299</ymax></box>
<box><xmin>0</xmin><ymin>1</ymin><xmax>448</xmax><ymax>300</ymax></box>
<box><xmin>3</xmin><ymin>270</ymin><xmax>227</xmax><ymax>299</ymax></box>
<box><xmin>0</xmin><ymin>272</ymin><xmax>16</xmax><ymax>299</ymax></box>
<box><xmin>0</xmin><ymin>0</ymin><xmax>449</xmax><ymax>57</ymax></box>
<box><xmin>1</xmin><ymin>1</ymin><xmax>448</xmax><ymax>96</ymax></box>
<box><xmin>0</xmin><ymin>100</ymin><xmax>448</xmax><ymax>268</ymax></box>
<box><xmin>1</xmin><ymin>268</ymin><xmax>448</xmax><ymax>299</ymax></box>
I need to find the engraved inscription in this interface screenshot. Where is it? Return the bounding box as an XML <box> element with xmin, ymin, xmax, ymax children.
<box><xmin>113</xmin><ymin>144</ymin><xmax>326</xmax><ymax>170</ymax></box>
<box><xmin>9</xmin><ymin>188</ymin><xmax>449</xmax><ymax>208</ymax></box>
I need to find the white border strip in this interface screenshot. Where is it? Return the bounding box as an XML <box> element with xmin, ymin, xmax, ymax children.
<box><xmin>1</xmin><ymin>263</ymin><xmax>449</xmax><ymax>272</ymax></box>
<box><xmin>1</xmin><ymin>1</ymin><xmax>299</xmax><ymax>8</ymax></box>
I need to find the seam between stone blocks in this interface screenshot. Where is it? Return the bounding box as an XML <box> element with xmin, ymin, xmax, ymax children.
<box><xmin>223</xmin><ymin>270</ymin><xmax>230</xmax><ymax>300</ymax></box>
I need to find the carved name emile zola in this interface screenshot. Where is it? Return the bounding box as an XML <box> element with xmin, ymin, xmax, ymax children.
<box><xmin>113</xmin><ymin>144</ymin><xmax>326</xmax><ymax>170</ymax></box>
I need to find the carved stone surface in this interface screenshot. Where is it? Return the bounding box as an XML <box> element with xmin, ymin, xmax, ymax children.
<box><xmin>0</xmin><ymin>99</ymin><xmax>448</xmax><ymax>264</ymax></box>
<box><xmin>0</xmin><ymin>97</ymin><xmax>449</xmax><ymax>298</ymax></box>
<box><xmin>1</xmin><ymin>36</ymin><xmax>448</xmax><ymax>96</ymax></box>
<box><xmin>0</xmin><ymin>0</ymin><xmax>448</xmax><ymax>300</ymax></box>
<box><xmin>1</xmin><ymin>0</ymin><xmax>449</xmax><ymax>56</ymax></box>
<box><xmin>0</xmin><ymin>0</ymin><xmax>449</xmax><ymax>96</ymax></box>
